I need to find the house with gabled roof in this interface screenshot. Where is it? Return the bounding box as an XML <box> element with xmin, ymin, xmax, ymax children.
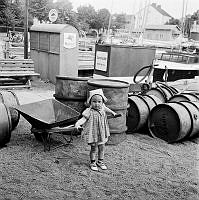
<box><xmin>134</xmin><ymin>3</ymin><xmax>173</xmax><ymax>29</ymax></box>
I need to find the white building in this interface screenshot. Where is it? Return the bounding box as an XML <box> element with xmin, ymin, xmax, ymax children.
<box><xmin>134</xmin><ymin>3</ymin><xmax>172</xmax><ymax>29</ymax></box>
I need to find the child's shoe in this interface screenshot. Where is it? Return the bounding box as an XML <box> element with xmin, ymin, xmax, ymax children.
<box><xmin>97</xmin><ymin>161</ymin><xmax>107</xmax><ymax>170</ymax></box>
<box><xmin>90</xmin><ymin>162</ymin><xmax>98</xmax><ymax>171</ymax></box>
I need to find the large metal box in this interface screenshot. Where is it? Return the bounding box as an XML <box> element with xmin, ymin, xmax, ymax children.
<box><xmin>94</xmin><ymin>44</ymin><xmax>156</xmax><ymax>77</ymax></box>
<box><xmin>30</xmin><ymin>24</ymin><xmax>79</xmax><ymax>83</ymax></box>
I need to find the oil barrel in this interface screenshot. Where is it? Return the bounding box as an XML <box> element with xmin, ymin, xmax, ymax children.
<box><xmin>54</xmin><ymin>76</ymin><xmax>89</xmax><ymax>113</ymax></box>
<box><xmin>127</xmin><ymin>94</ymin><xmax>162</xmax><ymax>133</ymax></box>
<box><xmin>168</xmin><ymin>92</ymin><xmax>199</xmax><ymax>102</ymax></box>
<box><xmin>0</xmin><ymin>103</ymin><xmax>12</xmax><ymax>146</ymax></box>
<box><xmin>148</xmin><ymin>102</ymin><xmax>199</xmax><ymax>143</ymax></box>
<box><xmin>0</xmin><ymin>91</ymin><xmax>20</xmax><ymax>130</ymax></box>
<box><xmin>145</xmin><ymin>85</ymin><xmax>174</xmax><ymax>103</ymax></box>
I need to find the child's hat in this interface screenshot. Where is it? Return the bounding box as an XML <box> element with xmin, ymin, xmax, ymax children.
<box><xmin>87</xmin><ymin>89</ymin><xmax>107</xmax><ymax>104</ymax></box>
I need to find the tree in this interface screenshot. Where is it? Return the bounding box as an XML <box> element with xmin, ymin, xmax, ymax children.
<box><xmin>190</xmin><ymin>10</ymin><xmax>199</xmax><ymax>24</ymax></box>
<box><xmin>77</xmin><ymin>5</ymin><xmax>97</xmax><ymax>31</ymax></box>
<box><xmin>52</xmin><ymin>0</ymin><xmax>78</xmax><ymax>29</ymax></box>
<box><xmin>95</xmin><ymin>8</ymin><xmax>110</xmax><ymax>31</ymax></box>
<box><xmin>29</xmin><ymin>0</ymin><xmax>51</xmax><ymax>23</ymax></box>
<box><xmin>0</xmin><ymin>0</ymin><xmax>23</xmax><ymax>30</ymax></box>
<box><xmin>165</xmin><ymin>18</ymin><xmax>180</xmax><ymax>26</ymax></box>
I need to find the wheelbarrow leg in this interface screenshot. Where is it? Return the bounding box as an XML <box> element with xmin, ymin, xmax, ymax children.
<box><xmin>41</xmin><ymin>132</ymin><xmax>51</xmax><ymax>152</ymax></box>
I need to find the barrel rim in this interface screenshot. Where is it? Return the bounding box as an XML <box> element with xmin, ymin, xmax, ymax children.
<box><xmin>146</xmin><ymin>88</ymin><xmax>167</xmax><ymax>102</ymax></box>
<box><xmin>169</xmin><ymin>93</ymin><xmax>199</xmax><ymax>102</ymax></box>
<box><xmin>176</xmin><ymin>101</ymin><xmax>199</xmax><ymax>137</ymax></box>
<box><xmin>87</xmin><ymin>79</ymin><xmax>130</xmax><ymax>88</ymax></box>
<box><xmin>0</xmin><ymin>103</ymin><xmax>12</xmax><ymax>145</ymax></box>
<box><xmin>8</xmin><ymin>90</ymin><xmax>20</xmax><ymax>105</ymax></box>
<box><xmin>142</xmin><ymin>94</ymin><xmax>163</xmax><ymax>104</ymax></box>
<box><xmin>181</xmin><ymin>93</ymin><xmax>199</xmax><ymax>100</ymax></box>
<box><xmin>56</xmin><ymin>76</ymin><xmax>90</xmax><ymax>81</ymax></box>
<box><xmin>158</xmin><ymin>84</ymin><xmax>175</xmax><ymax>97</ymax></box>
<box><xmin>53</xmin><ymin>94</ymin><xmax>86</xmax><ymax>101</ymax></box>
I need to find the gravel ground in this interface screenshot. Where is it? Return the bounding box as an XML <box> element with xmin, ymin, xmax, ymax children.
<box><xmin>0</xmin><ymin>79</ymin><xmax>199</xmax><ymax>200</ymax></box>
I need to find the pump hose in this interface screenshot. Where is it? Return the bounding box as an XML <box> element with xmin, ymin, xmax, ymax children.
<box><xmin>133</xmin><ymin>64</ymin><xmax>158</xmax><ymax>84</ymax></box>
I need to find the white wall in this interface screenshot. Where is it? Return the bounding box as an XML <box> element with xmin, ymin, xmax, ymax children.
<box><xmin>134</xmin><ymin>6</ymin><xmax>171</xmax><ymax>29</ymax></box>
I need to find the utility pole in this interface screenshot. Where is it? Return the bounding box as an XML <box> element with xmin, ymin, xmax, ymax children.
<box><xmin>24</xmin><ymin>0</ymin><xmax>29</xmax><ymax>59</ymax></box>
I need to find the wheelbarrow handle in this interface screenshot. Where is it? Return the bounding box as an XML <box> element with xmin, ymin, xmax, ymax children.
<box><xmin>107</xmin><ymin>113</ymin><xmax>122</xmax><ymax>119</ymax></box>
<box><xmin>45</xmin><ymin>125</ymin><xmax>77</xmax><ymax>134</ymax></box>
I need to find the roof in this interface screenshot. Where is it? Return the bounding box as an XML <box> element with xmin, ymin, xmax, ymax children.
<box><xmin>30</xmin><ymin>24</ymin><xmax>73</xmax><ymax>33</ymax></box>
<box><xmin>145</xmin><ymin>25</ymin><xmax>181</xmax><ymax>31</ymax></box>
<box><xmin>151</xmin><ymin>3</ymin><xmax>172</xmax><ymax>18</ymax></box>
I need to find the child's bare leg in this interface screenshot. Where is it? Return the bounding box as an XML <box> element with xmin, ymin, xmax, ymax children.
<box><xmin>90</xmin><ymin>143</ymin><xmax>97</xmax><ymax>162</ymax></box>
<box><xmin>97</xmin><ymin>144</ymin><xmax>107</xmax><ymax>170</ymax></box>
<box><xmin>98</xmin><ymin>144</ymin><xmax>105</xmax><ymax>160</ymax></box>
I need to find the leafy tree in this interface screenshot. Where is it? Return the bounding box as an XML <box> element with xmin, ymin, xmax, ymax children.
<box><xmin>29</xmin><ymin>0</ymin><xmax>51</xmax><ymax>23</ymax></box>
<box><xmin>94</xmin><ymin>8</ymin><xmax>110</xmax><ymax>31</ymax></box>
<box><xmin>165</xmin><ymin>18</ymin><xmax>180</xmax><ymax>26</ymax></box>
<box><xmin>0</xmin><ymin>0</ymin><xmax>23</xmax><ymax>29</ymax></box>
<box><xmin>190</xmin><ymin>10</ymin><xmax>199</xmax><ymax>24</ymax></box>
<box><xmin>52</xmin><ymin>0</ymin><xmax>78</xmax><ymax>29</ymax></box>
<box><xmin>77</xmin><ymin>5</ymin><xmax>97</xmax><ymax>31</ymax></box>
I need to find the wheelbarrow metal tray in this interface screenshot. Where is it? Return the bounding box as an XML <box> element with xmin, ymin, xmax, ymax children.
<box><xmin>14</xmin><ymin>99</ymin><xmax>80</xmax><ymax>129</ymax></box>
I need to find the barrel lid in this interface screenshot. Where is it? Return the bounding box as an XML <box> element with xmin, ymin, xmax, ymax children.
<box><xmin>149</xmin><ymin>104</ymin><xmax>181</xmax><ymax>143</ymax></box>
<box><xmin>87</xmin><ymin>79</ymin><xmax>130</xmax><ymax>88</ymax></box>
<box><xmin>56</xmin><ymin>76</ymin><xmax>89</xmax><ymax>81</ymax></box>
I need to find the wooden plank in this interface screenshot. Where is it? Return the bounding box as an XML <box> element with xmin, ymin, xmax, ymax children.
<box><xmin>0</xmin><ymin>63</ymin><xmax>33</xmax><ymax>67</ymax></box>
<box><xmin>0</xmin><ymin>69</ymin><xmax>37</xmax><ymax>72</ymax></box>
<box><xmin>0</xmin><ymin>73</ymin><xmax>40</xmax><ymax>77</ymax></box>
<box><xmin>0</xmin><ymin>66</ymin><xmax>35</xmax><ymax>70</ymax></box>
<box><xmin>0</xmin><ymin>85</ymin><xmax>31</xmax><ymax>89</ymax></box>
<box><xmin>0</xmin><ymin>59</ymin><xmax>34</xmax><ymax>63</ymax></box>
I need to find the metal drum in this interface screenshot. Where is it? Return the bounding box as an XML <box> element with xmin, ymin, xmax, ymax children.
<box><xmin>54</xmin><ymin>76</ymin><xmax>89</xmax><ymax>113</ymax></box>
<box><xmin>148</xmin><ymin>102</ymin><xmax>199</xmax><ymax>143</ymax></box>
<box><xmin>169</xmin><ymin>93</ymin><xmax>199</xmax><ymax>102</ymax></box>
<box><xmin>87</xmin><ymin>79</ymin><xmax>130</xmax><ymax>145</ymax></box>
<box><xmin>0</xmin><ymin>103</ymin><xmax>12</xmax><ymax>146</ymax></box>
<box><xmin>145</xmin><ymin>86</ymin><xmax>174</xmax><ymax>103</ymax></box>
<box><xmin>127</xmin><ymin>94</ymin><xmax>162</xmax><ymax>133</ymax></box>
<box><xmin>0</xmin><ymin>91</ymin><xmax>20</xmax><ymax>130</ymax></box>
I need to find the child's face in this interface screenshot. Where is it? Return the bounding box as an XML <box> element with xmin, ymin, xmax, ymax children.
<box><xmin>90</xmin><ymin>95</ymin><xmax>103</xmax><ymax>110</ymax></box>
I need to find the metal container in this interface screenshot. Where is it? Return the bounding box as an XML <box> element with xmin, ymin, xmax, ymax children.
<box><xmin>0</xmin><ymin>91</ymin><xmax>20</xmax><ymax>130</ymax></box>
<box><xmin>54</xmin><ymin>76</ymin><xmax>89</xmax><ymax>113</ymax></box>
<box><xmin>0</xmin><ymin>103</ymin><xmax>12</xmax><ymax>146</ymax></box>
<box><xmin>145</xmin><ymin>86</ymin><xmax>174</xmax><ymax>103</ymax></box>
<box><xmin>127</xmin><ymin>94</ymin><xmax>162</xmax><ymax>133</ymax></box>
<box><xmin>168</xmin><ymin>93</ymin><xmax>199</xmax><ymax>102</ymax></box>
<box><xmin>148</xmin><ymin>102</ymin><xmax>199</xmax><ymax>143</ymax></box>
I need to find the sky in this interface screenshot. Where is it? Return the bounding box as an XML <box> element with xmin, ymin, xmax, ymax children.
<box><xmin>66</xmin><ymin>0</ymin><xmax>199</xmax><ymax>19</ymax></box>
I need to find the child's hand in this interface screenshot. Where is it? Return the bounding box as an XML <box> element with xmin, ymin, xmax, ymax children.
<box><xmin>75</xmin><ymin>124</ymin><xmax>83</xmax><ymax>131</ymax></box>
<box><xmin>113</xmin><ymin>113</ymin><xmax>122</xmax><ymax>118</ymax></box>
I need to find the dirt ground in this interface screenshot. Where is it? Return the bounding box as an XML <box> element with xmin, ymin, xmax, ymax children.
<box><xmin>0</xmin><ymin>79</ymin><xmax>199</xmax><ymax>200</ymax></box>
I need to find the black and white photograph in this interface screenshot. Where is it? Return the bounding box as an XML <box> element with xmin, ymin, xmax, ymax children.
<box><xmin>0</xmin><ymin>0</ymin><xmax>199</xmax><ymax>199</ymax></box>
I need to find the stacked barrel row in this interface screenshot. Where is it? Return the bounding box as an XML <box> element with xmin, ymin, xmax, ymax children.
<box><xmin>127</xmin><ymin>83</ymin><xmax>178</xmax><ymax>133</ymax></box>
<box><xmin>148</xmin><ymin>92</ymin><xmax>199</xmax><ymax>143</ymax></box>
<box><xmin>0</xmin><ymin>91</ymin><xmax>20</xmax><ymax>146</ymax></box>
<box><xmin>54</xmin><ymin>76</ymin><xmax>130</xmax><ymax>145</ymax></box>
<box><xmin>127</xmin><ymin>82</ymin><xmax>199</xmax><ymax>143</ymax></box>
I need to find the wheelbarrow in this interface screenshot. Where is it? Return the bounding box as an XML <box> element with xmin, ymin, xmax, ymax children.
<box><xmin>14</xmin><ymin>99</ymin><xmax>81</xmax><ymax>151</ymax></box>
<box><xmin>14</xmin><ymin>98</ymin><xmax>121</xmax><ymax>151</ymax></box>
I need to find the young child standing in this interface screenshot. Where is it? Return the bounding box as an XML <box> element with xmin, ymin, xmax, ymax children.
<box><xmin>75</xmin><ymin>89</ymin><xmax>117</xmax><ymax>171</ymax></box>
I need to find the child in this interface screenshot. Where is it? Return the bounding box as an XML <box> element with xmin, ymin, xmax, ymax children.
<box><xmin>75</xmin><ymin>89</ymin><xmax>117</xmax><ymax>171</ymax></box>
